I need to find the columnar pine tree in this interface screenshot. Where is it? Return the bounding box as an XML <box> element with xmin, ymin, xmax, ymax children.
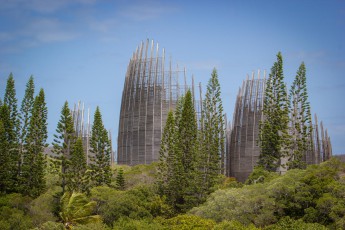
<box><xmin>115</xmin><ymin>168</ymin><xmax>125</xmax><ymax>190</ymax></box>
<box><xmin>20</xmin><ymin>77</ymin><xmax>35</xmax><ymax>151</ymax></box>
<box><xmin>52</xmin><ymin>101</ymin><xmax>75</xmax><ymax>193</ymax></box>
<box><xmin>3</xmin><ymin>73</ymin><xmax>20</xmax><ymax>191</ymax></box>
<box><xmin>157</xmin><ymin>111</ymin><xmax>183</xmax><ymax>207</ymax></box>
<box><xmin>258</xmin><ymin>52</ymin><xmax>290</xmax><ymax>171</ymax></box>
<box><xmin>89</xmin><ymin>107</ymin><xmax>111</xmax><ymax>187</ymax></box>
<box><xmin>158</xmin><ymin>90</ymin><xmax>200</xmax><ymax>212</ymax></box>
<box><xmin>0</xmin><ymin>105</ymin><xmax>13</xmax><ymax>193</ymax></box>
<box><xmin>288</xmin><ymin>62</ymin><xmax>312</xmax><ymax>169</ymax></box>
<box><xmin>199</xmin><ymin>68</ymin><xmax>225</xmax><ymax>199</ymax></box>
<box><xmin>19</xmin><ymin>76</ymin><xmax>35</xmax><ymax>187</ymax></box>
<box><xmin>177</xmin><ymin>90</ymin><xmax>200</xmax><ymax>211</ymax></box>
<box><xmin>67</xmin><ymin>138</ymin><xmax>88</xmax><ymax>193</ymax></box>
<box><xmin>22</xmin><ymin>89</ymin><xmax>48</xmax><ymax>197</ymax></box>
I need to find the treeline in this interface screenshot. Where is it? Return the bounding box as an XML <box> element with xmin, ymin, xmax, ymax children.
<box><xmin>0</xmin><ymin>73</ymin><xmax>115</xmax><ymax>199</ymax></box>
<box><xmin>0</xmin><ymin>74</ymin><xmax>47</xmax><ymax>197</ymax></box>
<box><xmin>0</xmin><ymin>157</ymin><xmax>343</xmax><ymax>229</ymax></box>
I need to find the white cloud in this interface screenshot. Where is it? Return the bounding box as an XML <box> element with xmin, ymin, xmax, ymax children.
<box><xmin>90</xmin><ymin>19</ymin><xmax>118</xmax><ymax>33</ymax></box>
<box><xmin>187</xmin><ymin>60</ymin><xmax>221</xmax><ymax>71</ymax></box>
<box><xmin>120</xmin><ymin>2</ymin><xmax>178</xmax><ymax>21</ymax></box>
<box><xmin>0</xmin><ymin>0</ymin><xmax>99</xmax><ymax>14</ymax></box>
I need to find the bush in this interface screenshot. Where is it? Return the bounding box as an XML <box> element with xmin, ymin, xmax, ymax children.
<box><xmin>213</xmin><ymin>220</ymin><xmax>259</xmax><ymax>230</ymax></box>
<box><xmin>28</xmin><ymin>189</ymin><xmax>59</xmax><ymax>227</ymax></box>
<box><xmin>34</xmin><ymin>221</ymin><xmax>64</xmax><ymax>230</ymax></box>
<box><xmin>0</xmin><ymin>206</ymin><xmax>33</xmax><ymax>230</ymax></box>
<box><xmin>264</xmin><ymin>216</ymin><xmax>327</xmax><ymax>230</ymax></box>
<box><xmin>161</xmin><ymin>214</ymin><xmax>215</xmax><ymax>230</ymax></box>
<box><xmin>190</xmin><ymin>184</ymin><xmax>277</xmax><ymax>226</ymax></box>
<box><xmin>73</xmin><ymin>222</ymin><xmax>111</xmax><ymax>230</ymax></box>
<box><xmin>113</xmin><ymin>217</ymin><xmax>163</xmax><ymax>230</ymax></box>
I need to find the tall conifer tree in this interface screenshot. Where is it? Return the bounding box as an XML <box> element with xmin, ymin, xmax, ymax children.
<box><xmin>89</xmin><ymin>107</ymin><xmax>111</xmax><ymax>186</ymax></box>
<box><xmin>115</xmin><ymin>168</ymin><xmax>125</xmax><ymax>191</ymax></box>
<box><xmin>3</xmin><ymin>73</ymin><xmax>20</xmax><ymax>191</ymax></box>
<box><xmin>258</xmin><ymin>52</ymin><xmax>290</xmax><ymax>171</ymax></box>
<box><xmin>157</xmin><ymin>111</ymin><xmax>183</xmax><ymax>207</ymax></box>
<box><xmin>67</xmin><ymin>138</ymin><xmax>88</xmax><ymax>193</ymax></box>
<box><xmin>52</xmin><ymin>101</ymin><xmax>75</xmax><ymax>193</ymax></box>
<box><xmin>288</xmin><ymin>62</ymin><xmax>312</xmax><ymax>169</ymax></box>
<box><xmin>176</xmin><ymin>90</ymin><xmax>199</xmax><ymax>211</ymax></box>
<box><xmin>19</xmin><ymin>76</ymin><xmax>35</xmax><ymax>187</ymax></box>
<box><xmin>199</xmin><ymin>68</ymin><xmax>225</xmax><ymax>199</ymax></box>
<box><xmin>20</xmin><ymin>76</ymin><xmax>35</xmax><ymax>151</ymax></box>
<box><xmin>0</xmin><ymin>105</ymin><xmax>14</xmax><ymax>193</ymax></box>
<box><xmin>158</xmin><ymin>90</ymin><xmax>200</xmax><ymax>212</ymax></box>
<box><xmin>22</xmin><ymin>89</ymin><xmax>48</xmax><ymax>197</ymax></box>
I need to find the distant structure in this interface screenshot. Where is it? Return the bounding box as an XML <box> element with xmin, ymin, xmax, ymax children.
<box><xmin>117</xmin><ymin>39</ymin><xmax>201</xmax><ymax>165</ymax></box>
<box><xmin>226</xmin><ymin>71</ymin><xmax>266</xmax><ymax>182</ymax></box>
<box><xmin>226</xmin><ymin>71</ymin><xmax>332</xmax><ymax>182</ymax></box>
<box><xmin>70</xmin><ymin>101</ymin><xmax>115</xmax><ymax>166</ymax></box>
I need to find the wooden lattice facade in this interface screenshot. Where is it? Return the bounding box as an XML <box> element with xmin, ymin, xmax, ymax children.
<box><xmin>117</xmin><ymin>40</ymin><xmax>200</xmax><ymax>165</ymax></box>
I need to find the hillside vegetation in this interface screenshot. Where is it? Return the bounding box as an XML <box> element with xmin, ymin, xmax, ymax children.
<box><xmin>0</xmin><ymin>158</ymin><xmax>344</xmax><ymax>229</ymax></box>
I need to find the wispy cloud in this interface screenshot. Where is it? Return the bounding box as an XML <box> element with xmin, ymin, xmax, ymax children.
<box><xmin>120</xmin><ymin>1</ymin><xmax>178</xmax><ymax>21</ymax></box>
<box><xmin>0</xmin><ymin>0</ymin><xmax>98</xmax><ymax>13</ymax></box>
<box><xmin>25</xmin><ymin>18</ymin><xmax>79</xmax><ymax>43</ymax></box>
<box><xmin>187</xmin><ymin>60</ymin><xmax>221</xmax><ymax>71</ymax></box>
<box><xmin>89</xmin><ymin>19</ymin><xmax>118</xmax><ymax>33</ymax></box>
<box><xmin>287</xmin><ymin>50</ymin><xmax>327</xmax><ymax>63</ymax></box>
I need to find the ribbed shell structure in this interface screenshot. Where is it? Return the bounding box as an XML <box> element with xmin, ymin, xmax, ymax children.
<box><xmin>227</xmin><ymin>72</ymin><xmax>266</xmax><ymax>182</ymax></box>
<box><xmin>117</xmin><ymin>39</ymin><xmax>197</xmax><ymax>165</ymax></box>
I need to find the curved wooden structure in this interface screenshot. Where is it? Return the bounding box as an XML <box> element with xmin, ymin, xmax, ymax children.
<box><xmin>117</xmin><ymin>39</ymin><xmax>199</xmax><ymax>165</ymax></box>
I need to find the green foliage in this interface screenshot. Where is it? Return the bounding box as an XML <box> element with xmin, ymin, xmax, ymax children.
<box><xmin>158</xmin><ymin>90</ymin><xmax>201</xmax><ymax>212</ymax></box>
<box><xmin>1</xmin><ymin>74</ymin><xmax>21</xmax><ymax>193</ymax></box>
<box><xmin>264</xmin><ymin>216</ymin><xmax>327</xmax><ymax>230</ymax></box>
<box><xmin>259</xmin><ymin>52</ymin><xmax>290</xmax><ymax>171</ymax></box>
<box><xmin>0</xmin><ymin>193</ymin><xmax>33</xmax><ymax>230</ymax></box>
<box><xmin>28</xmin><ymin>188</ymin><xmax>59</xmax><ymax>227</ymax></box>
<box><xmin>34</xmin><ymin>221</ymin><xmax>65</xmax><ymax>230</ymax></box>
<box><xmin>288</xmin><ymin>62</ymin><xmax>311</xmax><ymax>169</ymax></box>
<box><xmin>121</xmin><ymin>163</ymin><xmax>157</xmax><ymax>188</ymax></box>
<box><xmin>73</xmin><ymin>222</ymin><xmax>110</xmax><ymax>230</ymax></box>
<box><xmin>192</xmin><ymin>158</ymin><xmax>345</xmax><ymax>228</ymax></box>
<box><xmin>216</xmin><ymin>176</ymin><xmax>243</xmax><ymax>190</ymax></box>
<box><xmin>19</xmin><ymin>76</ymin><xmax>35</xmax><ymax>164</ymax></box>
<box><xmin>91</xmin><ymin>184</ymin><xmax>173</xmax><ymax>226</ymax></box>
<box><xmin>59</xmin><ymin>192</ymin><xmax>101</xmax><ymax>229</ymax></box>
<box><xmin>0</xmin><ymin>206</ymin><xmax>33</xmax><ymax>230</ymax></box>
<box><xmin>67</xmin><ymin>138</ymin><xmax>89</xmax><ymax>193</ymax></box>
<box><xmin>113</xmin><ymin>217</ymin><xmax>162</xmax><ymax>230</ymax></box>
<box><xmin>52</xmin><ymin>101</ymin><xmax>75</xmax><ymax>193</ymax></box>
<box><xmin>21</xmin><ymin>89</ymin><xmax>48</xmax><ymax>197</ymax></box>
<box><xmin>115</xmin><ymin>168</ymin><xmax>125</xmax><ymax>190</ymax></box>
<box><xmin>89</xmin><ymin>107</ymin><xmax>111</xmax><ymax>187</ymax></box>
<box><xmin>199</xmin><ymin>68</ymin><xmax>225</xmax><ymax>199</ymax></box>
<box><xmin>190</xmin><ymin>184</ymin><xmax>277</xmax><ymax>226</ymax></box>
<box><xmin>245</xmin><ymin>166</ymin><xmax>279</xmax><ymax>185</ymax></box>
<box><xmin>98</xmin><ymin>190</ymin><xmax>150</xmax><ymax>225</ymax></box>
<box><xmin>213</xmin><ymin>220</ymin><xmax>259</xmax><ymax>230</ymax></box>
<box><xmin>0</xmin><ymin>115</ymin><xmax>13</xmax><ymax>193</ymax></box>
<box><xmin>161</xmin><ymin>214</ymin><xmax>216</xmax><ymax>230</ymax></box>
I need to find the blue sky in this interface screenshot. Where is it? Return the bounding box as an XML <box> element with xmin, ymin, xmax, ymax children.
<box><xmin>0</xmin><ymin>0</ymin><xmax>344</xmax><ymax>154</ymax></box>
